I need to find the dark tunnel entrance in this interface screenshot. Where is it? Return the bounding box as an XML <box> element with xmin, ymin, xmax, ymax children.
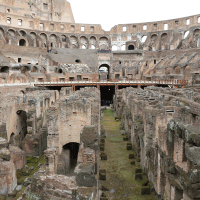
<box><xmin>62</xmin><ymin>142</ymin><xmax>79</xmax><ymax>175</ymax></box>
<box><xmin>100</xmin><ymin>86</ymin><xmax>115</xmax><ymax>106</ymax></box>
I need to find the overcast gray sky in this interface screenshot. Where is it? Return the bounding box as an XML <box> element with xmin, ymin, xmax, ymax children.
<box><xmin>69</xmin><ymin>0</ymin><xmax>200</xmax><ymax>31</ymax></box>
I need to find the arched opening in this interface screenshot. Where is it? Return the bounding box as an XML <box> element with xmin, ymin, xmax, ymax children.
<box><xmin>8</xmin><ymin>29</ymin><xmax>15</xmax><ymax>36</ymax></box>
<box><xmin>184</xmin><ymin>31</ymin><xmax>190</xmax><ymax>39</ymax></box>
<box><xmin>1</xmin><ymin>66</ymin><xmax>9</xmax><ymax>73</ymax></box>
<box><xmin>19</xmin><ymin>39</ymin><xmax>26</xmax><ymax>46</ymax></box>
<box><xmin>99</xmin><ymin>37</ymin><xmax>109</xmax><ymax>49</ymax></box>
<box><xmin>16</xmin><ymin>110</ymin><xmax>27</xmax><ymax>148</ymax></box>
<box><xmin>99</xmin><ymin>64</ymin><xmax>110</xmax><ymax>80</ymax></box>
<box><xmin>112</xmin><ymin>45</ymin><xmax>117</xmax><ymax>51</ymax></box>
<box><xmin>174</xmin><ymin>66</ymin><xmax>181</xmax><ymax>74</ymax></box>
<box><xmin>128</xmin><ymin>45</ymin><xmax>134</xmax><ymax>50</ymax></box>
<box><xmin>58</xmin><ymin>69</ymin><xmax>62</xmax><ymax>73</ymax></box>
<box><xmin>90</xmin><ymin>44</ymin><xmax>95</xmax><ymax>49</ymax></box>
<box><xmin>121</xmin><ymin>45</ymin><xmax>126</xmax><ymax>50</ymax></box>
<box><xmin>20</xmin><ymin>30</ymin><xmax>26</xmax><ymax>37</ymax></box>
<box><xmin>60</xmin><ymin>142</ymin><xmax>80</xmax><ymax>174</ymax></box>
<box><xmin>75</xmin><ymin>59</ymin><xmax>81</xmax><ymax>63</ymax></box>
<box><xmin>40</xmin><ymin>33</ymin><xmax>47</xmax><ymax>47</ymax></box>
<box><xmin>10</xmin><ymin>133</ymin><xmax>15</xmax><ymax>145</ymax></box>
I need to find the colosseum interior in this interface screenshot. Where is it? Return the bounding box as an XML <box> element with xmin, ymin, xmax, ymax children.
<box><xmin>0</xmin><ymin>0</ymin><xmax>200</xmax><ymax>199</ymax></box>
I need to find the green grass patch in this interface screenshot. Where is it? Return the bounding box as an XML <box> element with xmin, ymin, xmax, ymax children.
<box><xmin>100</xmin><ymin>108</ymin><xmax>157</xmax><ymax>200</ymax></box>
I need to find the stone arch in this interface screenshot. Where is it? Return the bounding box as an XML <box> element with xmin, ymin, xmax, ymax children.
<box><xmin>10</xmin><ymin>133</ymin><xmax>15</xmax><ymax>144</ymax></box>
<box><xmin>99</xmin><ymin>36</ymin><xmax>109</xmax><ymax>49</ymax></box>
<box><xmin>0</xmin><ymin>27</ymin><xmax>5</xmax><ymax>37</ymax></box>
<box><xmin>80</xmin><ymin>36</ymin><xmax>88</xmax><ymax>49</ymax></box>
<box><xmin>128</xmin><ymin>44</ymin><xmax>134</xmax><ymax>50</ymax></box>
<box><xmin>49</xmin><ymin>34</ymin><xmax>57</xmax><ymax>48</ymax></box>
<box><xmin>121</xmin><ymin>44</ymin><xmax>126</xmax><ymax>50</ymax></box>
<box><xmin>141</xmin><ymin>35</ymin><xmax>147</xmax><ymax>43</ymax></box>
<box><xmin>174</xmin><ymin>66</ymin><xmax>181</xmax><ymax>74</ymax></box>
<box><xmin>30</xmin><ymin>32</ymin><xmax>36</xmax><ymax>40</ymax></box>
<box><xmin>184</xmin><ymin>65</ymin><xmax>191</xmax><ymax>76</ymax></box>
<box><xmin>8</xmin><ymin>29</ymin><xmax>15</xmax><ymax>36</ymax></box>
<box><xmin>19</xmin><ymin>30</ymin><xmax>26</xmax><ymax>37</ymax></box>
<box><xmin>21</xmin><ymin>66</ymin><xmax>30</xmax><ymax>74</ymax></box>
<box><xmin>61</xmin><ymin>35</ymin><xmax>69</xmax><ymax>48</ymax></box>
<box><xmin>112</xmin><ymin>45</ymin><xmax>117</xmax><ymax>51</ymax></box>
<box><xmin>99</xmin><ymin>64</ymin><xmax>110</xmax><ymax>79</ymax></box>
<box><xmin>70</xmin><ymin>35</ymin><xmax>78</xmax><ymax>48</ymax></box>
<box><xmin>161</xmin><ymin>33</ymin><xmax>168</xmax><ymax>43</ymax></box>
<box><xmin>193</xmin><ymin>29</ymin><xmax>200</xmax><ymax>37</ymax></box>
<box><xmin>60</xmin><ymin>142</ymin><xmax>80</xmax><ymax>174</ymax></box>
<box><xmin>151</xmin><ymin>34</ymin><xmax>158</xmax><ymax>42</ymax></box>
<box><xmin>31</xmin><ymin>66</ymin><xmax>38</xmax><ymax>72</ymax></box>
<box><xmin>89</xmin><ymin>36</ymin><xmax>96</xmax><ymax>49</ymax></box>
<box><xmin>0</xmin><ymin>66</ymin><xmax>9</xmax><ymax>73</ymax></box>
<box><xmin>184</xmin><ymin>31</ymin><xmax>190</xmax><ymax>39</ymax></box>
<box><xmin>165</xmin><ymin>67</ymin><xmax>170</xmax><ymax>75</ymax></box>
<box><xmin>19</xmin><ymin>38</ymin><xmax>27</xmax><ymax>46</ymax></box>
<box><xmin>40</xmin><ymin>33</ymin><xmax>47</xmax><ymax>47</ymax></box>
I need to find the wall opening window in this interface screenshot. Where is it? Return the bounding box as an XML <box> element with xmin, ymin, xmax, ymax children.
<box><xmin>121</xmin><ymin>45</ymin><xmax>126</xmax><ymax>51</ymax></box>
<box><xmin>123</xmin><ymin>26</ymin><xmax>127</xmax><ymax>32</ymax></box>
<box><xmin>184</xmin><ymin>31</ymin><xmax>190</xmax><ymax>39</ymax></box>
<box><xmin>81</xmin><ymin>26</ymin><xmax>85</xmax><ymax>31</ymax></box>
<box><xmin>18</xmin><ymin>19</ymin><xmax>22</xmax><ymax>26</ymax></box>
<box><xmin>39</xmin><ymin>23</ymin><xmax>44</xmax><ymax>30</ymax></box>
<box><xmin>186</xmin><ymin>19</ymin><xmax>190</xmax><ymax>25</ymax></box>
<box><xmin>75</xmin><ymin>59</ymin><xmax>80</xmax><ymax>63</ymax></box>
<box><xmin>164</xmin><ymin>23</ymin><xmax>168</xmax><ymax>30</ymax></box>
<box><xmin>69</xmin><ymin>77</ymin><xmax>74</xmax><ymax>81</ymax></box>
<box><xmin>141</xmin><ymin>35</ymin><xmax>147</xmax><ymax>43</ymax></box>
<box><xmin>154</xmin><ymin>23</ymin><xmax>157</xmax><ymax>29</ymax></box>
<box><xmin>7</xmin><ymin>9</ymin><xmax>10</xmax><ymax>13</ymax></box>
<box><xmin>154</xmin><ymin>59</ymin><xmax>156</xmax><ymax>64</ymax></box>
<box><xmin>19</xmin><ymin>39</ymin><xmax>26</xmax><ymax>46</ymax></box>
<box><xmin>198</xmin><ymin>17</ymin><xmax>200</xmax><ymax>23</ymax></box>
<box><xmin>133</xmin><ymin>25</ymin><xmax>136</xmax><ymax>30</ymax></box>
<box><xmin>77</xmin><ymin>75</ymin><xmax>82</xmax><ymax>80</ymax></box>
<box><xmin>90</xmin><ymin>26</ymin><xmax>94</xmax><ymax>32</ymax></box>
<box><xmin>50</xmin><ymin>23</ymin><xmax>54</xmax><ymax>31</ymax></box>
<box><xmin>60</xmin><ymin>24</ymin><xmax>64</xmax><ymax>30</ymax></box>
<box><xmin>112</xmin><ymin>45</ymin><xmax>117</xmax><ymax>51</ymax></box>
<box><xmin>175</xmin><ymin>20</ymin><xmax>179</xmax><ymax>25</ymax></box>
<box><xmin>128</xmin><ymin>45</ymin><xmax>134</xmax><ymax>50</ymax></box>
<box><xmin>143</xmin><ymin>25</ymin><xmax>147</xmax><ymax>30</ymax></box>
<box><xmin>7</xmin><ymin>17</ymin><xmax>11</xmax><ymax>24</ymax></box>
<box><xmin>71</xmin><ymin>25</ymin><xmax>75</xmax><ymax>31</ymax></box>
<box><xmin>43</xmin><ymin>3</ymin><xmax>48</xmax><ymax>10</ymax></box>
<box><xmin>115</xmin><ymin>74</ymin><xmax>120</xmax><ymax>79</ymax></box>
<box><xmin>18</xmin><ymin>58</ymin><xmax>21</xmax><ymax>63</ymax></box>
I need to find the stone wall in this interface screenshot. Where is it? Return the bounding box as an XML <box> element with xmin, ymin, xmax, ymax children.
<box><xmin>114</xmin><ymin>86</ymin><xmax>200</xmax><ymax>200</ymax></box>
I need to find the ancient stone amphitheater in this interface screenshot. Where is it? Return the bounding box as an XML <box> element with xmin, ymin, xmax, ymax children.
<box><xmin>0</xmin><ymin>0</ymin><xmax>200</xmax><ymax>199</ymax></box>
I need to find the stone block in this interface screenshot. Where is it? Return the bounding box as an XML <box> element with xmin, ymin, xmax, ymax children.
<box><xmin>129</xmin><ymin>154</ymin><xmax>135</xmax><ymax>159</ymax></box>
<box><xmin>126</xmin><ymin>145</ymin><xmax>132</xmax><ymax>150</ymax></box>
<box><xmin>135</xmin><ymin>173</ymin><xmax>143</xmax><ymax>180</ymax></box>
<box><xmin>99</xmin><ymin>173</ymin><xmax>106</xmax><ymax>180</ymax></box>
<box><xmin>100</xmin><ymin>145</ymin><xmax>105</xmax><ymax>151</ymax></box>
<box><xmin>100</xmin><ymin>153</ymin><xmax>107</xmax><ymax>160</ymax></box>
<box><xmin>141</xmin><ymin>186</ymin><xmax>150</xmax><ymax>195</ymax></box>
<box><xmin>135</xmin><ymin>168</ymin><xmax>142</xmax><ymax>173</ymax></box>
<box><xmin>100</xmin><ymin>138</ymin><xmax>105</xmax><ymax>143</ymax></box>
<box><xmin>130</xmin><ymin>161</ymin><xmax>135</xmax><ymax>165</ymax></box>
<box><xmin>76</xmin><ymin>164</ymin><xmax>96</xmax><ymax>187</ymax></box>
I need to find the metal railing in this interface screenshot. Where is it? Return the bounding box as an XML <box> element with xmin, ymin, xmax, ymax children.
<box><xmin>0</xmin><ymin>79</ymin><xmax>188</xmax><ymax>87</ymax></box>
